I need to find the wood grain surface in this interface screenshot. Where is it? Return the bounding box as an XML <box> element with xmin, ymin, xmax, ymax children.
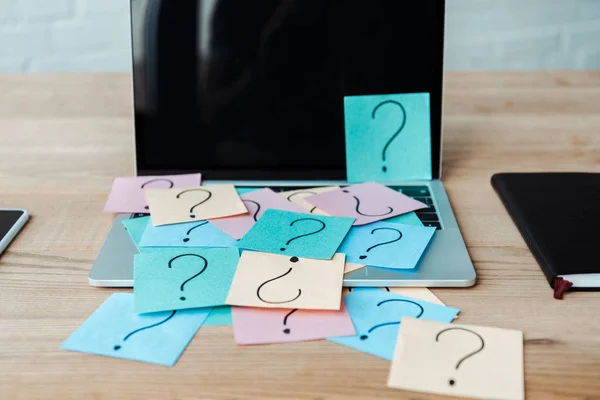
<box><xmin>1</xmin><ymin>72</ymin><xmax>599</xmax><ymax>400</ymax></box>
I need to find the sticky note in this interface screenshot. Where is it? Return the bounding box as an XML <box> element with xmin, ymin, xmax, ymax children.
<box><xmin>337</xmin><ymin>222</ymin><xmax>436</xmax><ymax>269</ymax></box>
<box><xmin>388</xmin><ymin>319</ymin><xmax>524</xmax><ymax>400</ymax></box>
<box><xmin>237</xmin><ymin>209</ymin><xmax>354</xmax><ymax>260</ymax></box>
<box><xmin>344</xmin><ymin>93</ymin><xmax>432</xmax><ymax>182</ymax></box>
<box><xmin>133</xmin><ymin>247</ymin><xmax>239</xmax><ymax>313</ymax></box>
<box><xmin>306</xmin><ymin>182</ymin><xmax>427</xmax><ymax>226</ymax></box>
<box><xmin>344</xmin><ymin>262</ymin><xmax>365</xmax><ymax>275</ymax></box>
<box><xmin>210</xmin><ymin>188</ymin><xmax>307</xmax><ymax>239</ymax></box>
<box><xmin>203</xmin><ymin>306</ymin><xmax>232</xmax><ymax>326</ymax></box>
<box><xmin>343</xmin><ymin>287</ymin><xmax>446</xmax><ymax>307</ymax></box>
<box><xmin>60</xmin><ymin>293</ymin><xmax>210</xmax><ymax>367</ymax></box>
<box><xmin>328</xmin><ymin>288</ymin><xmax>459</xmax><ymax>360</ymax></box>
<box><xmin>104</xmin><ymin>174</ymin><xmax>201</xmax><ymax>213</ymax></box>
<box><xmin>122</xmin><ymin>216</ymin><xmax>151</xmax><ymax>248</ymax></box>
<box><xmin>279</xmin><ymin>186</ymin><xmax>339</xmax><ymax>215</ymax></box>
<box><xmin>384</xmin><ymin>211</ymin><xmax>422</xmax><ymax>226</ymax></box>
<box><xmin>139</xmin><ymin>219</ymin><xmax>236</xmax><ymax>248</ymax></box>
<box><xmin>231</xmin><ymin>303</ymin><xmax>355</xmax><ymax>345</ymax></box>
<box><xmin>145</xmin><ymin>184</ymin><xmax>247</xmax><ymax>226</ymax></box>
<box><xmin>236</xmin><ymin>187</ymin><xmax>260</xmax><ymax>195</ymax></box>
<box><xmin>226</xmin><ymin>252</ymin><xmax>345</xmax><ymax>310</ymax></box>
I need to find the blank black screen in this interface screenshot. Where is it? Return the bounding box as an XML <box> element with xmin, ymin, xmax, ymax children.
<box><xmin>0</xmin><ymin>210</ymin><xmax>24</xmax><ymax>241</ymax></box>
<box><xmin>132</xmin><ymin>0</ymin><xmax>444</xmax><ymax>180</ymax></box>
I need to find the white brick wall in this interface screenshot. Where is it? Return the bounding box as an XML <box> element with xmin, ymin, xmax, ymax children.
<box><xmin>0</xmin><ymin>0</ymin><xmax>599</xmax><ymax>72</ymax></box>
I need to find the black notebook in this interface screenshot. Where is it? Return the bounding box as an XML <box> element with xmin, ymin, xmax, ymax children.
<box><xmin>492</xmin><ymin>173</ymin><xmax>600</xmax><ymax>298</ymax></box>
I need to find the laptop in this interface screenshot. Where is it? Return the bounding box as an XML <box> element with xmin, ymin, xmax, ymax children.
<box><xmin>89</xmin><ymin>0</ymin><xmax>475</xmax><ymax>288</ymax></box>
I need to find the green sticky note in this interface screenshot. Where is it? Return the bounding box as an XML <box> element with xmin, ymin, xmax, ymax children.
<box><xmin>122</xmin><ymin>216</ymin><xmax>151</xmax><ymax>247</ymax></box>
<box><xmin>203</xmin><ymin>306</ymin><xmax>232</xmax><ymax>326</ymax></box>
<box><xmin>384</xmin><ymin>211</ymin><xmax>423</xmax><ymax>226</ymax></box>
<box><xmin>344</xmin><ymin>93</ymin><xmax>432</xmax><ymax>182</ymax></box>
<box><xmin>134</xmin><ymin>248</ymin><xmax>239</xmax><ymax>314</ymax></box>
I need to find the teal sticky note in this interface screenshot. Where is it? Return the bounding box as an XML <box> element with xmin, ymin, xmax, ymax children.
<box><xmin>139</xmin><ymin>219</ymin><xmax>237</xmax><ymax>248</ymax></box>
<box><xmin>203</xmin><ymin>306</ymin><xmax>232</xmax><ymax>326</ymax></box>
<box><xmin>61</xmin><ymin>293</ymin><xmax>211</xmax><ymax>366</ymax></box>
<box><xmin>384</xmin><ymin>211</ymin><xmax>423</xmax><ymax>226</ymax></box>
<box><xmin>134</xmin><ymin>247</ymin><xmax>239</xmax><ymax>314</ymax></box>
<box><xmin>237</xmin><ymin>209</ymin><xmax>355</xmax><ymax>259</ymax></box>
<box><xmin>236</xmin><ymin>187</ymin><xmax>261</xmax><ymax>195</ymax></box>
<box><xmin>344</xmin><ymin>93</ymin><xmax>432</xmax><ymax>182</ymax></box>
<box><xmin>328</xmin><ymin>288</ymin><xmax>458</xmax><ymax>360</ymax></box>
<box><xmin>122</xmin><ymin>216</ymin><xmax>151</xmax><ymax>247</ymax></box>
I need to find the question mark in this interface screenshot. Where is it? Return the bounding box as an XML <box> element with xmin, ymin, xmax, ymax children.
<box><xmin>372</xmin><ymin>100</ymin><xmax>406</xmax><ymax>173</ymax></box>
<box><xmin>435</xmin><ymin>327</ymin><xmax>485</xmax><ymax>387</ymax></box>
<box><xmin>359</xmin><ymin>299</ymin><xmax>423</xmax><ymax>340</ymax></box>
<box><xmin>242</xmin><ymin>199</ymin><xmax>261</xmax><ymax>221</ymax></box>
<box><xmin>286</xmin><ymin>191</ymin><xmax>318</xmax><ymax>213</ymax></box>
<box><xmin>282</xmin><ymin>308</ymin><xmax>298</xmax><ymax>334</ymax></box>
<box><xmin>257</xmin><ymin>256</ymin><xmax>302</xmax><ymax>304</ymax></box>
<box><xmin>176</xmin><ymin>188</ymin><xmax>212</xmax><ymax>218</ymax></box>
<box><xmin>168</xmin><ymin>254</ymin><xmax>208</xmax><ymax>301</ymax></box>
<box><xmin>182</xmin><ymin>221</ymin><xmax>209</xmax><ymax>243</ymax></box>
<box><xmin>114</xmin><ymin>310</ymin><xmax>176</xmax><ymax>351</ymax></box>
<box><xmin>280</xmin><ymin>218</ymin><xmax>326</xmax><ymax>252</ymax></box>
<box><xmin>359</xmin><ymin>227</ymin><xmax>402</xmax><ymax>260</ymax></box>
<box><xmin>141</xmin><ymin>178</ymin><xmax>174</xmax><ymax>210</ymax></box>
<box><xmin>342</xmin><ymin>189</ymin><xmax>393</xmax><ymax>217</ymax></box>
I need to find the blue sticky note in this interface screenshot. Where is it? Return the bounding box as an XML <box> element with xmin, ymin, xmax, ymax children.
<box><xmin>122</xmin><ymin>216</ymin><xmax>151</xmax><ymax>247</ymax></box>
<box><xmin>237</xmin><ymin>209</ymin><xmax>355</xmax><ymax>259</ymax></box>
<box><xmin>139</xmin><ymin>219</ymin><xmax>237</xmax><ymax>248</ymax></box>
<box><xmin>344</xmin><ymin>93</ymin><xmax>432</xmax><ymax>182</ymax></box>
<box><xmin>61</xmin><ymin>293</ymin><xmax>210</xmax><ymax>367</ymax></box>
<box><xmin>337</xmin><ymin>221</ymin><xmax>435</xmax><ymax>269</ymax></box>
<box><xmin>384</xmin><ymin>211</ymin><xmax>423</xmax><ymax>226</ymax></box>
<box><xmin>134</xmin><ymin>247</ymin><xmax>240</xmax><ymax>313</ymax></box>
<box><xmin>203</xmin><ymin>306</ymin><xmax>232</xmax><ymax>326</ymax></box>
<box><xmin>328</xmin><ymin>288</ymin><xmax>458</xmax><ymax>360</ymax></box>
<box><xmin>236</xmin><ymin>187</ymin><xmax>261</xmax><ymax>195</ymax></box>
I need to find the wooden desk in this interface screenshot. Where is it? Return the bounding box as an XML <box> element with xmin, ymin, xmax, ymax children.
<box><xmin>1</xmin><ymin>72</ymin><xmax>599</xmax><ymax>400</ymax></box>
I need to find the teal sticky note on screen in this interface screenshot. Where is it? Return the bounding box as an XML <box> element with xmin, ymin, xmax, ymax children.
<box><xmin>61</xmin><ymin>293</ymin><xmax>210</xmax><ymax>367</ymax></box>
<box><xmin>328</xmin><ymin>289</ymin><xmax>458</xmax><ymax>360</ymax></box>
<box><xmin>237</xmin><ymin>209</ymin><xmax>355</xmax><ymax>259</ymax></box>
<box><xmin>203</xmin><ymin>306</ymin><xmax>233</xmax><ymax>326</ymax></box>
<box><xmin>344</xmin><ymin>93</ymin><xmax>432</xmax><ymax>182</ymax></box>
<box><xmin>385</xmin><ymin>211</ymin><xmax>422</xmax><ymax>226</ymax></box>
<box><xmin>134</xmin><ymin>247</ymin><xmax>239</xmax><ymax>314</ymax></box>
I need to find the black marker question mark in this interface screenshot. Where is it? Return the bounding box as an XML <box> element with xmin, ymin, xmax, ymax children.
<box><xmin>141</xmin><ymin>178</ymin><xmax>174</xmax><ymax>210</ymax></box>
<box><xmin>168</xmin><ymin>254</ymin><xmax>208</xmax><ymax>301</ymax></box>
<box><xmin>286</xmin><ymin>191</ymin><xmax>318</xmax><ymax>213</ymax></box>
<box><xmin>342</xmin><ymin>189</ymin><xmax>393</xmax><ymax>217</ymax></box>
<box><xmin>282</xmin><ymin>308</ymin><xmax>298</xmax><ymax>334</ymax></box>
<box><xmin>242</xmin><ymin>199</ymin><xmax>261</xmax><ymax>221</ymax></box>
<box><xmin>257</xmin><ymin>256</ymin><xmax>301</xmax><ymax>304</ymax></box>
<box><xmin>359</xmin><ymin>227</ymin><xmax>402</xmax><ymax>260</ymax></box>
<box><xmin>182</xmin><ymin>221</ymin><xmax>209</xmax><ymax>243</ymax></box>
<box><xmin>372</xmin><ymin>100</ymin><xmax>406</xmax><ymax>173</ymax></box>
<box><xmin>280</xmin><ymin>218</ymin><xmax>326</xmax><ymax>252</ymax></box>
<box><xmin>114</xmin><ymin>310</ymin><xmax>176</xmax><ymax>351</ymax></box>
<box><xmin>435</xmin><ymin>327</ymin><xmax>485</xmax><ymax>387</ymax></box>
<box><xmin>359</xmin><ymin>299</ymin><xmax>423</xmax><ymax>341</ymax></box>
<box><xmin>176</xmin><ymin>188</ymin><xmax>212</xmax><ymax>218</ymax></box>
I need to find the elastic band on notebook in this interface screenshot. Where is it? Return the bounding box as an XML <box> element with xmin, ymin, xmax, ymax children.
<box><xmin>552</xmin><ymin>277</ymin><xmax>573</xmax><ymax>300</ymax></box>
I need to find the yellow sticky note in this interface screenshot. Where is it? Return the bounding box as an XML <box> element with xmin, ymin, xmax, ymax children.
<box><xmin>226</xmin><ymin>252</ymin><xmax>345</xmax><ymax>310</ymax></box>
<box><xmin>279</xmin><ymin>186</ymin><xmax>339</xmax><ymax>216</ymax></box>
<box><xmin>145</xmin><ymin>184</ymin><xmax>247</xmax><ymax>226</ymax></box>
<box><xmin>344</xmin><ymin>262</ymin><xmax>365</xmax><ymax>275</ymax></box>
<box><xmin>388</xmin><ymin>318</ymin><xmax>524</xmax><ymax>400</ymax></box>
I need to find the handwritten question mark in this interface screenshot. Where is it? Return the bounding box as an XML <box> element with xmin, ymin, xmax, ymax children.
<box><xmin>286</xmin><ymin>191</ymin><xmax>318</xmax><ymax>213</ymax></box>
<box><xmin>168</xmin><ymin>254</ymin><xmax>208</xmax><ymax>301</ymax></box>
<box><xmin>114</xmin><ymin>310</ymin><xmax>176</xmax><ymax>351</ymax></box>
<box><xmin>257</xmin><ymin>256</ymin><xmax>301</xmax><ymax>304</ymax></box>
<box><xmin>141</xmin><ymin>178</ymin><xmax>174</xmax><ymax>210</ymax></box>
<box><xmin>282</xmin><ymin>308</ymin><xmax>298</xmax><ymax>334</ymax></box>
<box><xmin>342</xmin><ymin>189</ymin><xmax>393</xmax><ymax>217</ymax></box>
<box><xmin>435</xmin><ymin>327</ymin><xmax>485</xmax><ymax>387</ymax></box>
<box><xmin>280</xmin><ymin>218</ymin><xmax>326</xmax><ymax>252</ymax></box>
<box><xmin>182</xmin><ymin>221</ymin><xmax>209</xmax><ymax>243</ymax></box>
<box><xmin>372</xmin><ymin>100</ymin><xmax>406</xmax><ymax>173</ymax></box>
<box><xmin>242</xmin><ymin>199</ymin><xmax>261</xmax><ymax>221</ymax></box>
<box><xmin>359</xmin><ymin>227</ymin><xmax>402</xmax><ymax>260</ymax></box>
<box><xmin>176</xmin><ymin>188</ymin><xmax>212</xmax><ymax>218</ymax></box>
<box><xmin>360</xmin><ymin>299</ymin><xmax>423</xmax><ymax>340</ymax></box>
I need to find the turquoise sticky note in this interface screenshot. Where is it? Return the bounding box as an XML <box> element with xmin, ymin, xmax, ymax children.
<box><xmin>61</xmin><ymin>293</ymin><xmax>211</xmax><ymax>366</ymax></box>
<box><xmin>122</xmin><ymin>216</ymin><xmax>151</xmax><ymax>247</ymax></box>
<box><xmin>384</xmin><ymin>211</ymin><xmax>423</xmax><ymax>226</ymax></box>
<box><xmin>328</xmin><ymin>288</ymin><xmax>458</xmax><ymax>360</ymax></box>
<box><xmin>203</xmin><ymin>306</ymin><xmax>232</xmax><ymax>326</ymax></box>
<box><xmin>337</xmin><ymin>222</ymin><xmax>435</xmax><ymax>269</ymax></box>
<box><xmin>237</xmin><ymin>209</ymin><xmax>355</xmax><ymax>259</ymax></box>
<box><xmin>236</xmin><ymin>187</ymin><xmax>261</xmax><ymax>195</ymax></box>
<box><xmin>139</xmin><ymin>219</ymin><xmax>237</xmax><ymax>248</ymax></box>
<box><xmin>344</xmin><ymin>93</ymin><xmax>432</xmax><ymax>182</ymax></box>
<box><xmin>134</xmin><ymin>247</ymin><xmax>239</xmax><ymax>314</ymax></box>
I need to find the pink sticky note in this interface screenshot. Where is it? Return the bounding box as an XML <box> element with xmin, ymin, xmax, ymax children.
<box><xmin>104</xmin><ymin>174</ymin><xmax>201</xmax><ymax>213</ymax></box>
<box><xmin>210</xmin><ymin>188</ymin><xmax>307</xmax><ymax>239</ymax></box>
<box><xmin>305</xmin><ymin>182</ymin><xmax>427</xmax><ymax>226</ymax></box>
<box><xmin>231</xmin><ymin>303</ymin><xmax>356</xmax><ymax>345</ymax></box>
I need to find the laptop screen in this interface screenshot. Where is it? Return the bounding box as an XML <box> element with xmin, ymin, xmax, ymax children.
<box><xmin>132</xmin><ymin>0</ymin><xmax>444</xmax><ymax>180</ymax></box>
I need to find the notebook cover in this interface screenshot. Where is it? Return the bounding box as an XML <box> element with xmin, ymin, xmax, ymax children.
<box><xmin>491</xmin><ymin>173</ymin><xmax>600</xmax><ymax>290</ymax></box>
